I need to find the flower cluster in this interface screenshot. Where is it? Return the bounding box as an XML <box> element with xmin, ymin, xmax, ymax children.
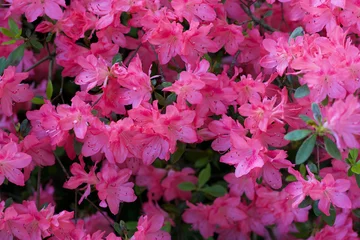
<box><xmin>0</xmin><ymin>0</ymin><xmax>360</xmax><ymax>239</ymax></box>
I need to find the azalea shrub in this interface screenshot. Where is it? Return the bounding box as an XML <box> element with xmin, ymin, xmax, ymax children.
<box><xmin>1</xmin><ymin>0</ymin><xmax>360</xmax><ymax>239</ymax></box>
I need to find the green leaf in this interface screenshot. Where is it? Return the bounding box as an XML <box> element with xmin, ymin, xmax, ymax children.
<box><xmin>307</xmin><ymin>161</ymin><xmax>318</xmax><ymax>174</ymax></box>
<box><xmin>353</xmin><ymin>209</ymin><xmax>360</xmax><ymax>218</ymax></box>
<box><xmin>289</xmin><ymin>26</ymin><xmax>304</xmax><ymax>43</ymax></box>
<box><xmin>311</xmin><ymin>103</ymin><xmax>322</xmax><ymax>123</ymax></box>
<box><xmin>31</xmin><ymin>96</ymin><xmax>45</xmax><ymax>105</ymax></box>
<box><xmin>194</xmin><ymin>157</ymin><xmax>209</xmax><ymax>168</ymax></box>
<box><xmin>126</xmin><ymin>221</ymin><xmax>138</xmax><ymax>230</ymax></box>
<box><xmin>350</xmin><ymin>149</ymin><xmax>359</xmax><ymax>161</ymax></box>
<box><xmin>356</xmin><ymin>174</ymin><xmax>360</xmax><ymax>188</ymax></box>
<box><xmin>324</xmin><ymin>136</ymin><xmax>341</xmax><ymax>160</ymax></box>
<box><xmin>8</xmin><ymin>18</ymin><xmax>19</xmax><ymax>35</ymax></box>
<box><xmin>46</xmin><ymin>80</ymin><xmax>53</xmax><ymax>100</ymax></box>
<box><xmin>19</xmin><ymin>119</ymin><xmax>31</xmax><ymax>137</ymax></box>
<box><xmin>322</xmin><ymin>205</ymin><xmax>336</xmax><ymax>226</ymax></box>
<box><xmin>198</xmin><ymin>163</ymin><xmax>211</xmax><ymax>188</ymax></box>
<box><xmin>29</xmin><ymin>39</ymin><xmax>43</xmax><ymax>50</ymax></box>
<box><xmin>284</xmin><ymin>129</ymin><xmax>312</xmax><ymax>141</ymax></box>
<box><xmin>299</xmin><ymin>197</ymin><xmax>312</xmax><ymax>208</ymax></box>
<box><xmin>170</xmin><ymin>142</ymin><xmax>186</xmax><ymax>164</ymax></box>
<box><xmin>295</xmin><ymin>134</ymin><xmax>316</xmax><ymax>164</ymax></box>
<box><xmin>161</xmin><ymin>221</ymin><xmax>171</xmax><ymax>232</ymax></box>
<box><xmin>201</xmin><ymin>184</ymin><xmax>227</xmax><ymax>197</ymax></box>
<box><xmin>0</xmin><ymin>57</ymin><xmax>6</xmax><ymax>75</ymax></box>
<box><xmin>351</xmin><ymin>162</ymin><xmax>360</xmax><ymax>174</ymax></box>
<box><xmin>5</xmin><ymin>198</ymin><xmax>13</xmax><ymax>208</ymax></box>
<box><xmin>2</xmin><ymin>39</ymin><xmax>16</xmax><ymax>45</ymax></box>
<box><xmin>5</xmin><ymin>44</ymin><xmax>25</xmax><ymax>67</ymax></box>
<box><xmin>112</xmin><ymin>53</ymin><xmax>122</xmax><ymax>65</ymax></box>
<box><xmin>294</xmin><ymin>84</ymin><xmax>310</xmax><ymax>98</ymax></box>
<box><xmin>154</xmin><ymin>92</ymin><xmax>165</xmax><ymax>106</ymax></box>
<box><xmin>178</xmin><ymin>182</ymin><xmax>196</xmax><ymax>191</ymax></box>
<box><xmin>114</xmin><ymin>222</ymin><xmax>122</xmax><ymax>235</ymax></box>
<box><xmin>263</xmin><ymin>10</ymin><xmax>273</xmax><ymax>18</ymax></box>
<box><xmin>299</xmin><ymin>114</ymin><xmax>312</xmax><ymax>123</ymax></box>
<box><xmin>312</xmin><ymin>201</ymin><xmax>322</xmax><ymax>216</ymax></box>
<box><xmin>299</xmin><ymin>164</ymin><xmax>306</xmax><ymax>177</ymax></box>
<box><xmin>285</xmin><ymin>174</ymin><xmax>297</xmax><ymax>182</ymax></box>
<box><xmin>165</xmin><ymin>93</ymin><xmax>177</xmax><ymax>106</ymax></box>
<box><xmin>0</xmin><ymin>27</ymin><xmax>15</xmax><ymax>38</ymax></box>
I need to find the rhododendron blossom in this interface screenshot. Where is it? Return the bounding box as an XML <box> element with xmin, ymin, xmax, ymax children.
<box><xmin>1</xmin><ymin>0</ymin><xmax>360</xmax><ymax>239</ymax></box>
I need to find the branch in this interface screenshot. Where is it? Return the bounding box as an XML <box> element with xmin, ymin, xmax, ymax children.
<box><xmin>36</xmin><ymin>167</ymin><xmax>42</xmax><ymax>209</ymax></box>
<box><xmin>240</xmin><ymin>4</ymin><xmax>275</xmax><ymax>32</ymax></box>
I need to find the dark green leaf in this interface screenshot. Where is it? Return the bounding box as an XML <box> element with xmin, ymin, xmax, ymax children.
<box><xmin>46</xmin><ymin>80</ymin><xmax>53</xmax><ymax>99</ymax></box>
<box><xmin>284</xmin><ymin>129</ymin><xmax>312</xmax><ymax>141</ymax></box>
<box><xmin>73</xmin><ymin>140</ymin><xmax>83</xmax><ymax>156</ymax></box>
<box><xmin>299</xmin><ymin>114</ymin><xmax>312</xmax><ymax>123</ymax></box>
<box><xmin>194</xmin><ymin>157</ymin><xmax>209</xmax><ymax>168</ymax></box>
<box><xmin>126</xmin><ymin>221</ymin><xmax>138</xmax><ymax>230</ymax></box>
<box><xmin>312</xmin><ymin>201</ymin><xmax>322</xmax><ymax>216</ymax></box>
<box><xmin>299</xmin><ymin>197</ymin><xmax>312</xmax><ymax>208</ymax></box>
<box><xmin>8</xmin><ymin>18</ymin><xmax>19</xmax><ymax>35</ymax></box>
<box><xmin>154</xmin><ymin>92</ymin><xmax>165</xmax><ymax>106</ymax></box>
<box><xmin>112</xmin><ymin>53</ymin><xmax>122</xmax><ymax>65</ymax></box>
<box><xmin>322</xmin><ymin>205</ymin><xmax>336</xmax><ymax>226</ymax></box>
<box><xmin>356</xmin><ymin>174</ymin><xmax>360</xmax><ymax>188</ymax></box>
<box><xmin>201</xmin><ymin>185</ymin><xmax>227</xmax><ymax>197</ymax></box>
<box><xmin>353</xmin><ymin>209</ymin><xmax>360</xmax><ymax>218</ymax></box>
<box><xmin>307</xmin><ymin>161</ymin><xmax>318</xmax><ymax>174</ymax></box>
<box><xmin>299</xmin><ymin>164</ymin><xmax>306</xmax><ymax>177</ymax></box>
<box><xmin>165</xmin><ymin>93</ymin><xmax>177</xmax><ymax>106</ymax></box>
<box><xmin>20</xmin><ymin>119</ymin><xmax>31</xmax><ymax>137</ymax></box>
<box><xmin>114</xmin><ymin>222</ymin><xmax>122</xmax><ymax>235</ymax></box>
<box><xmin>170</xmin><ymin>142</ymin><xmax>186</xmax><ymax>164</ymax></box>
<box><xmin>324</xmin><ymin>136</ymin><xmax>341</xmax><ymax>160</ymax></box>
<box><xmin>295</xmin><ymin>134</ymin><xmax>316</xmax><ymax>164</ymax></box>
<box><xmin>6</xmin><ymin>44</ymin><xmax>25</xmax><ymax>67</ymax></box>
<box><xmin>30</xmin><ymin>39</ymin><xmax>43</xmax><ymax>50</ymax></box>
<box><xmin>31</xmin><ymin>96</ymin><xmax>45</xmax><ymax>105</ymax></box>
<box><xmin>178</xmin><ymin>182</ymin><xmax>196</xmax><ymax>191</ymax></box>
<box><xmin>5</xmin><ymin>198</ymin><xmax>13</xmax><ymax>208</ymax></box>
<box><xmin>263</xmin><ymin>10</ymin><xmax>273</xmax><ymax>18</ymax></box>
<box><xmin>161</xmin><ymin>221</ymin><xmax>171</xmax><ymax>232</ymax></box>
<box><xmin>311</xmin><ymin>103</ymin><xmax>322</xmax><ymax>123</ymax></box>
<box><xmin>289</xmin><ymin>27</ymin><xmax>304</xmax><ymax>43</ymax></box>
<box><xmin>0</xmin><ymin>57</ymin><xmax>6</xmax><ymax>75</ymax></box>
<box><xmin>198</xmin><ymin>163</ymin><xmax>211</xmax><ymax>188</ymax></box>
<box><xmin>294</xmin><ymin>84</ymin><xmax>310</xmax><ymax>98</ymax></box>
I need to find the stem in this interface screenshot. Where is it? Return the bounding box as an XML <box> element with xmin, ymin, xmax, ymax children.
<box><xmin>25</xmin><ymin>55</ymin><xmax>51</xmax><ymax>72</ymax></box>
<box><xmin>150</xmin><ymin>44</ymin><xmax>166</xmax><ymax>83</ymax></box>
<box><xmin>74</xmin><ymin>190</ymin><xmax>78</xmax><ymax>224</ymax></box>
<box><xmin>240</xmin><ymin>3</ymin><xmax>275</xmax><ymax>32</ymax></box>
<box><xmin>125</xmin><ymin>43</ymin><xmax>142</xmax><ymax>66</ymax></box>
<box><xmin>52</xmin><ymin>76</ymin><xmax>64</xmax><ymax>103</ymax></box>
<box><xmin>36</xmin><ymin>167</ymin><xmax>42</xmax><ymax>209</ymax></box>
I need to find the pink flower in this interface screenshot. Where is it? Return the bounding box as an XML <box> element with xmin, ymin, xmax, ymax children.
<box><xmin>211</xmin><ymin>20</ymin><xmax>244</xmax><ymax>55</ymax></box>
<box><xmin>220</xmin><ymin>134</ymin><xmax>265</xmax><ymax>178</ymax></box>
<box><xmin>161</xmin><ymin>168</ymin><xmax>197</xmax><ymax>202</ymax></box>
<box><xmin>12</xmin><ymin>0</ymin><xmax>66</xmax><ymax>22</ymax></box>
<box><xmin>136</xmin><ymin>165</ymin><xmax>167</xmax><ymax>201</ymax></box>
<box><xmin>224</xmin><ymin>172</ymin><xmax>256</xmax><ymax>200</ymax></box>
<box><xmin>181</xmin><ymin>21</ymin><xmax>219</xmax><ymax>64</ymax></box>
<box><xmin>0</xmin><ymin>66</ymin><xmax>33</xmax><ymax>116</ymax></box>
<box><xmin>182</xmin><ymin>202</ymin><xmax>215</xmax><ymax>238</ymax></box>
<box><xmin>131</xmin><ymin>214</ymin><xmax>171</xmax><ymax>240</ymax></box>
<box><xmin>323</xmin><ymin>95</ymin><xmax>360</xmax><ymax>149</ymax></box>
<box><xmin>75</xmin><ymin>54</ymin><xmax>110</xmax><ymax>91</ymax></box>
<box><xmin>171</xmin><ymin>0</ymin><xmax>217</xmax><ymax>22</ymax></box>
<box><xmin>96</xmin><ymin>164</ymin><xmax>136</xmax><ymax>215</ymax></box>
<box><xmin>0</xmin><ymin>142</ymin><xmax>32</xmax><ymax>186</ymax></box>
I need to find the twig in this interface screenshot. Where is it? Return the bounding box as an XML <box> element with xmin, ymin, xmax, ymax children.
<box><xmin>36</xmin><ymin>167</ymin><xmax>42</xmax><ymax>209</ymax></box>
<box><xmin>228</xmin><ymin>50</ymin><xmax>241</xmax><ymax>77</ymax></box>
<box><xmin>150</xmin><ymin>44</ymin><xmax>166</xmax><ymax>83</ymax></box>
<box><xmin>54</xmin><ymin>154</ymin><xmax>113</xmax><ymax>226</ymax></box>
<box><xmin>124</xmin><ymin>43</ymin><xmax>142</xmax><ymax>66</ymax></box>
<box><xmin>25</xmin><ymin>55</ymin><xmax>52</xmax><ymax>72</ymax></box>
<box><xmin>75</xmin><ymin>190</ymin><xmax>78</xmax><ymax>224</ymax></box>
<box><xmin>52</xmin><ymin>76</ymin><xmax>65</xmax><ymax>103</ymax></box>
<box><xmin>240</xmin><ymin>3</ymin><xmax>275</xmax><ymax>32</ymax></box>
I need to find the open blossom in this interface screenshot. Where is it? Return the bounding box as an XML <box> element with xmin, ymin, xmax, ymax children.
<box><xmin>96</xmin><ymin>164</ymin><xmax>136</xmax><ymax>215</ymax></box>
<box><xmin>131</xmin><ymin>214</ymin><xmax>170</xmax><ymax>240</ymax></box>
<box><xmin>182</xmin><ymin>202</ymin><xmax>215</xmax><ymax>238</ymax></box>
<box><xmin>0</xmin><ymin>142</ymin><xmax>32</xmax><ymax>186</ymax></box>
<box><xmin>136</xmin><ymin>165</ymin><xmax>167</xmax><ymax>200</ymax></box>
<box><xmin>0</xmin><ymin>66</ymin><xmax>33</xmax><ymax>116</ymax></box>
<box><xmin>323</xmin><ymin>95</ymin><xmax>360</xmax><ymax>149</ymax></box>
<box><xmin>11</xmin><ymin>0</ymin><xmax>66</xmax><ymax>22</ymax></box>
<box><xmin>171</xmin><ymin>0</ymin><xmax>217</xmax><ymax>22</ymax></box>
<box><xmin>161</xmin><ymin>168</ymin><xmax>198</xmax><ymax>202</ymax></box>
